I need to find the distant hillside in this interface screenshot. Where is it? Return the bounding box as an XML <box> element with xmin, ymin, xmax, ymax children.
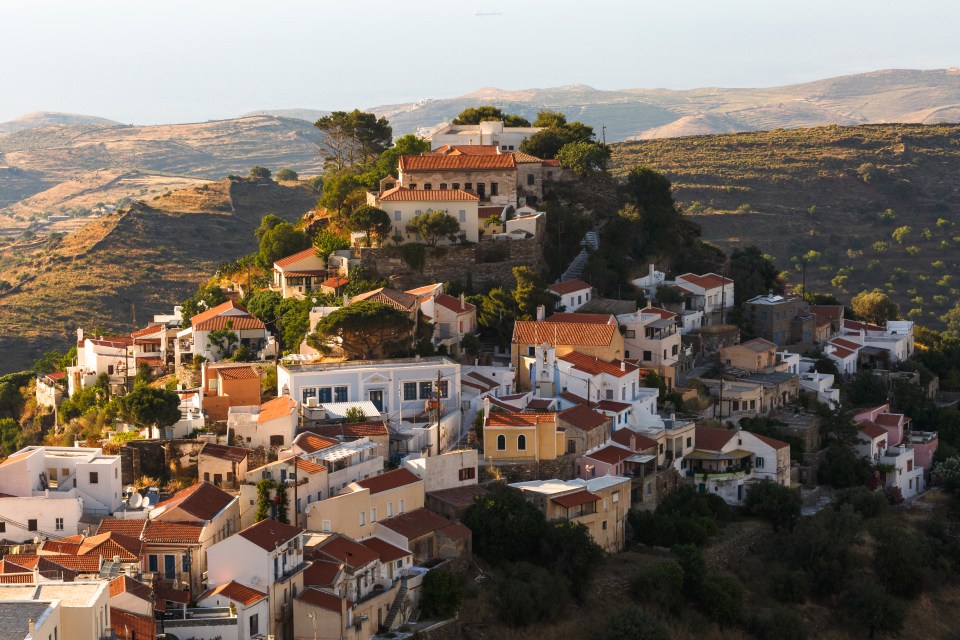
<box><xmin>0</xmin><ymin>116</ymin><xmax>326</xmax><ymax>207</ymax></box>
<box><xmin>0</xmin><ymin>178</ymin><xmax>318</xmax><ymax>373</ymax></box>
<box><xmin>0</xmin><ymin>111</ymin><xmax>122</xmax><ymax>135</ymax></box>
<box><xmin>241</xmin><ymin>108</ymin><xmax>330</xmax><ymax>122</ymax></box>
<box><xmin>610</xmin><ymin>123</ymin><xmax>960</xmax><ymax>327</ymax></box>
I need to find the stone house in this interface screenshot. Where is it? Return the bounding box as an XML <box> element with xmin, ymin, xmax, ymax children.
<box><xmin>395</xmin><ymin>153</ymin><xmax>519</xmax><ymax>208</ymax></box>
<box><xmin>742</xmin><ymin>293</ymin><xmax>816</xmax><ymax>346</ymax></box>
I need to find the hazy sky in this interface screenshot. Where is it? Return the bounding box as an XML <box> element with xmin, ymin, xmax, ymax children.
<box><xmin>2</xmin><ymin>0</ymin><xmax>959</xmax><ymax>124</ymax></box>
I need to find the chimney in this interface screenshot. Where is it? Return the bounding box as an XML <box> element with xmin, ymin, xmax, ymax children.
<box><xmin>536</xmin><ymin>305</ymin><xmax>545</xmax><ymax>321</ymax></box>
<box><xmin>483</xmin><ymin>396</ymin><xmax>491</xmax><ymax>419</ymax></box>
<box><xmin>32</xmin><ymin>566</ymin><xmax>39</xmax><ymax>584</ymax></box>
<box><xmin>646</xmin><ymin>299</ymin><xmax>652</xmax><ymax>309</ymax></box>
<box><xmin>620</xmin><ymin>361</ymin><xmax>626</xmax><ymax>371</ymax></box>
<box><xmin>649</xmin><ymin>264</ymin><xmax>655</xmax><ymax>278</ymax></box>
<box><xmin>77</xmin><ymin>327</ymin><xmax>84</xmax><ymax>344</ymax></box>
<box><xmin>460</xmin><ymin>292</ymin><xmax>466</xmax><ymax>307</ymax></box>
<box><xmin>630</xmin><ymin>433</ymin><xmax>636</xmax><ymax>451</ymax></box>
<box><xmin>28</xmin><ymin>619</ymin><xmax>36</xmax><ymax>635</ymax></box>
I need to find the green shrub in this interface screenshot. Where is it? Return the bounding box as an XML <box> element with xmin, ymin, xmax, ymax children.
<box><xmin>496</xmin><ymin>562</ymin><xmax>568</xmax><ymax>627</ymax></box>
<box><xmin>769</xmin><ymin>569</ymin><xmax>809</xmax><ymax>604</ymax></box>
<box><xmin>598</xmin><ymin>605</ymin><xmax>670</xmax><ymax>640</ymax></box>
<box><xmin>629</xmin><ymin>560</ymin><xmax>684</xmax><ymax>613</ymax></box>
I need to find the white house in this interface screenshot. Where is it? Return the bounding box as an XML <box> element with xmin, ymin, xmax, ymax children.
<box><xmin>425</xmin><ymin>120</ymin><xmax>543</xmax><ymax>151</ymax></box>
<box><xmin>880</xmin><ymin>445</ymin><xmax>925</xmax><ymax>499</ymax></box>
<box><xmin>631</xmin><ymin>263</ymin><xmax>667</xmax><ymax>299</ymax></box>
<box><xmin>839</xmin><ymin>319</ymin><xmax>915</xmax><ymax>363</ymax></box>
<box><xmin>825</xmin><ymin>337</ymin><xmax>861</xmax><ymax>375</ymax></box>
<box><xmin>273</xmin><ymin>247</ymin><xmax>328</xmax><ymax>299</ymax></box>
<box><xmin>365</xmin><ymin>186</ymin><xmax>480</xmax><ymax>244</ymax></box>
<box><xmin>239</xmin><ymin>455</ymin><xmax>329</xmax><ymax>528</ymax></box>
<box><xmin>684</xmin><ymin>427</ymin><xmax>791</xmax><ymax>505</ymax></box>
<box><xmin>35</xmin><ymin>371</ymin><xmax>66</xmax><ymax>409</ymax></box>
<box><xmin>229</xmin><ymin>396</ymin><xmax>300</xmax><ymax>452</ymax></box>
<box><xmin>547</xmin><ymin>279</ymin><xmax>592</xmax><ymax>312</ymax></box>
<box><xmin>196</xmin><ymin>581</ymin><xmax>270</xmax><ymax>640</ymax></box>
<box><xmin>401</xmin><ymin>449</ymin><xmax>479</xmax><ymax>493</ymax></box>
<box><xmin>175</xmin><ymin>300</ymin><xmax>272</xmax><ymax>364</ymax></box>
<box><xmin>417</xmin><ymin>292</ymin><xmax>478</xmax><ymax>353</ymax></box>
<box><xmin>674</xmin><ymin>272</ymin><xmax>735</xmax><ymax>322</ymax></box>
<box><xmin>618</xmin><ymin>305</ymin><xmax>682</xmax><ymax>387</ymax></box>
<box><xmin>206</xmin><ymin>519</ymin><xmax>307</xmax><ymax>640</ymax></box>
<box><xmin>0</xmin><ymin>446</ymin><xmax>123</xmax><ymax>542</ymax></box>
<box><xmin>66</xmin><ymin>329</ymin><xmax>132</xmax><ymax>397</ymax></box>
<box><xmin>290</xmin><ymin>432</ymin><xmax>385</xmax><ymax>498</ymax></box>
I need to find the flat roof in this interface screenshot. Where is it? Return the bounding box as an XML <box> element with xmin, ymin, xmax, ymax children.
<box><xmin>0</xmin><ymin>601</ymin><xmax>56</xmax><ymax>639</ymax></box>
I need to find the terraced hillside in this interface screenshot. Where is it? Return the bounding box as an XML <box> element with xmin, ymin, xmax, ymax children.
<box><xmin>610</xmin><ymin>123</ymin><xmax>960</xmax><ymax>326</ymax></box>
<box><xmin>0</xmin><ymin>179</ymin><xmax>318</xmax><ymax>373</ymax></box>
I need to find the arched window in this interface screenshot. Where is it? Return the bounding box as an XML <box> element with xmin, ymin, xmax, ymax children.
<box><xmin>497</xmin><ymin>435</ymin><xmax>506</xmax><ymax>451</ymax></box>
<box><xmin>517</xmin><ymin>435</ymin><xmax>527</xmax><ymax>451</ymax></box>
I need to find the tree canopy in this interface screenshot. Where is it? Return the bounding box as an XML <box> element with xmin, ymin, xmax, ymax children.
<box><xmin>520</xmin><ymin>110</ymin><xmax>595</xmax><ymax>159</ymax></box>
<box><xmin>363</xmin><ymin>134</ymin><xmax>431</xmax><ymax>186</ymax></box>
<box><xmin>451</xmin><ymin>106</ymin><xmax>530</xmax><ymax>127</ymax></box>
<box><xmin>406</xmin><ymin>210</ymin><xmax>461</xmax><ymax>246</ymax></box>
<box><xmin>347</xmin><ymin>205</ymin><xmax>392</xmax><ymax>247</ymax></box>
<box><xmin>180</xmin><ymin>283</ymin><xmax>229</xmax><ymax>327</ymax></box>
<box><xmin>317</xmin><ymin>172</ymin><xmax>361</xmax><ymax>218</ymax></box>
<box><xmin>120</xmin><ymin>386</ymin><xmax>181</xmax><ymax>431</ymax></box>
<box><xmin>851</xmin><ymin>289</ymin><xmax>898</xmax><ymax>324</ymax></box>
<box><xmin>308</xmin><ymin>301</ymin><xmax>413</xmax><ymax>359</ymax></box>
<box><xmin>555</xmin><ymin>141</ymin><xmax>610</xmax><ymax>176</ymax></box>
<box><xmin>275</xmin><ymin>168</ymin><xmax>298</xmax><ymax>181</ymax></box>
<box><xmin>257</xmin><ymin>221</ymin><xmax>310</xmax><ymax>269</ymax></box>
<box><xmin>248</xmin><ymin>166</ymin><xmax>271</xmax><ymax>179</ymax></box>
<box><xmin>313</xmin><ymin>228</ymin><xmax>351</xmax><ymax>262</ymax></box>
<box><xmin>314</xmin><ymin>110</ymin><xmax>392</xmax><ymax>172</ymax></box>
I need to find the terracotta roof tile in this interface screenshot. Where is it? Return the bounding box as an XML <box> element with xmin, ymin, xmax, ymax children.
<box><xmin>194</xmin><ymin>315</ymin><xmax>265</xmax><ymax>331</ymax></box>
<box><xmin>830</xmin><ymin>337</ymin><xmax>862</xmax><ymax>351</ymax></box>
<box><xmin>400</xmin><ymin>154</ymin><xmax>516</xmax><ymax>171</ymax></box>
<box><xmin>596</xmin><ymin>399</ymin><xmax>631</xmax><ymax>413</ymax></box>
<box><xmin>198</xmin><ymin>580</ymin><xmax>267</xmax><ymax>606</ymax></box>
<box><xmin>843</xmin><ymin>319</ymin><xmax>885</xmax><ymax>332</ymax></box>
<box><xmin>143</xmin><ymin>520</ymin><xmax>204</xmax><ymax>544</ymax></box>
<box><xmin>315</xmin><ymin>535</ymin><xmax>379</xmax><ymax>570</ymax></box>
<box><xmin>438</xmin><ymin>521</ymin><xmax>472</xmax><ymax>540</ymax></box>
<box><xmin>558</xmin><ymin>391</ymin><xmax>599</xmax><ymax>408</ymax></box>
<box><xmin>354</xmin><ymin>468</ymin><xmax>421</xmax><ymax>495</ymax></box>
<box><xmin>295</xmin><ymin>432</ymin><xmax>340</xmax><ymax>454</ymax></box>
<box><xmin>201</xmin><ymin>443</ymin><xmax>248</xmax><ymax>463</ymax></box>
<box><xmin>274</xmin><ymin>248</ymin><xmax>321</xmax><ymax>269</ymax></box>
<box><xmin>110</xmin><ymin>575</ymin><xmax>153</xmax><ymax>601</ymax></box>
<box><xmin>154</xmin><ymin>583</ymin><xmax>190</xmax><ymax>604</ymax></box>
<box><xmin>859</xmin><ymin>421</ymin><xmax>888</xmax><ymax>439</ymax></box>
<box><xmin>547</xmin><ymin>279</ymin><xmax>591</xmax><ymax>296</ymax></box>
<box><xmin>349</xmin><ymin>287</ymin><xmax>420</xmax><ymax>311</ymax></box>
<box><xmin>97</xmin><ymin>519</ymin><xmax>148</xmax><ymax>538</ymax></box>
<box><xmin>303</xmin><ymin>560</ymin><xmax>343</xmax><ymax>588</ymax></box>
<box><xmin>543</xmin><ymin>312</ymin><xmax>616</xmax><ymax>325</ymax></box>
<box><xmin>875</xmin><ymin>413</ymin><xmax>906</xmax><ymax>427</ymax></box>
<box><xmin>559</xmin><ymin>351</ymin><xmax>635</xmax><ymax>378</ymax></box>
<box><xmin>297</xmin><ymin>587</ymin><xmax>350</xmax><ymax>613</ymax></box>
<box><xmin>694</xmin><ymin>427</ymin><xmax>736</xmax><ymax>452</ymax></box>
<box><xmin>304</xmin><ymin>421</ymin><xmax>389</xmax><ymax>439</ymax></box>
<box><xmin>426</xmin><ymin>485</ymin><xmax>490</xmax><ymax>508</ymax></box>
<box><xmin>830</xmin><ymin>346</ymin><xmax>856</xmax><ymax>359</ymax></box>
<box><xmin>258</xmin><ymin>396</ymin><xmax>297</xmax><ymax>424</ymax></box>
<box><xmin>511</xmin><ymin>151</ymin><xmax>545</xmax><ymax>163</ymax></box>
<box><xmin>379</xmin><ymin>508</ymin><xmax>454</xmax><ymax>541</ymax></box>
<box><xmin>738</xmin><ymin>338</ymin><xmax>777</xmax><ymax>352</ymax></box>
<box><xmin>611</xmin><ymin>429</ymin><xmax>658</xmax><ymax>451</ymax></box>
<box><xmin>216</xmin><ymin>365</ymin><xmax>259</xmax><ymax>380</ymax></box>
<box><xmin>752</xmin><ymin>433</ymin><xmax>790</xmax><ymax>450</ymax></box>
<box><xmin>321</xmin><ymin>276</ymin><xmax>349</xmax><ymax>288</ymax></box>
<box><xmin>676</xmin><ymin>273</ymin><xmax>733</xmax><ymax>290</ymax></box>
<box><xmin>152</xmin><ymin>481</ymin><xmax>235</xmax><ymax>522</ymax></box>
<box><xmin>551</xmin><ymin>490</ymin><xmax>600</xmax><ymax>508</ymax></box>
<box><xmin>378</xmin><ymin>186</ymin><xmax>479</xmax><ymax>202</ymax></box>
<box><xmin>111</xmin><ymin>608</ymin><xmax>157</xmax><ymax>640</ymax></box>
<box><xmin>190</xmin><ymin>300</ymin><xmax>249</xmax><ymax>327</ymax></box>
<box><xmin>513</xmin><ymin>320</ymin><xmax>617</xmax><ymax>347</ymax></box>
<box><xmin>359</xmin><ymin>537</ymin><xmax>411</xmax><ymax>563</ymax></box>
<box><xmin>583</xmin><ymin>444</ymin><xmax>633</xmax><ymax>465</ymax></box>
<box><xmin>76</xmin><ymin>531</ymin><xmax>143</xmax><ymax>560</ymax></box>
<box><xmin>486</xmin><ymin>411</ymin><xmax>554</xmax><ymax>427</ymax></box>
<box><xmin>5</xmin><ymin>554</ymin><xmax>100</xmax><ymax>573</ymax></box>
<box><xmin>238</xmin><ymin>519</ymin><xmax>302</xmax><ymax>551</ymax></box>
<box><xmin>557</xmin><ymin>404</ymin><xmax>610</xmax><ymax>432</ymax></box>
<box><xmin>432</xmin><ymin>144</ymin><xmax>501</xmax><ymax>155</ymax></box>
<box><xmin>131</xmin><ymin>325</ymin><xmax>165</xmax><ymax>338</ymax></box>
<box><xmin>294</xmin><ymin>458</ymin><xmax>327</xmax><ymax>474</ymax></box>
<box><xmin>434</xmin><ymin>293</ymin><xmax>475</xmax><ymax>314</ymax></box>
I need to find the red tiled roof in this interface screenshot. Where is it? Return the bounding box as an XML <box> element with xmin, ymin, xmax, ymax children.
<box><xmin>238</xmin><ymin>518</ymin><xmax>302</xmax><ymax>551</ymax></box>
<box><xmin>875</xmin><ymin>413</ymin><xmax>906</xmax><ymax>427</ymax></box>
<box><xmin>736</xmin><ymin>338</ymin><xmax>777</xmax><ymax>353</ymax></box>
<box><xmin>676</xmin><ymin>273</ymin><xmax>733</xmax><ymax>290</ymax></box>
<box><xmin>830</xmin><ymin>346</ymin><xmax>856</xmax><ymax>359</ymax></box>
<box><xmin>297</xmin><ymin>587</ymin><xmax>350</xmax><ymax>613</ymax></box>
<box><xmin>0</xmin><ymin>573</ymin><xmax>35</xmax><ymax>584</ymax></box>
<box><xmin>641</xmin><ymin>306</ymin><xmax>678</xmax><ymax>320</ymax></box>
<box><xmin>611</xmin><ymin>429</ymin><xmax>658</xmax><ymax>451</ymax></box>
<box><xmin>379</xmin><ymin>508</ymin><xmax>454</xmax><ymax>541</ymax></box>
<box><xmin>434</xmin><ymin>293</ymin><xmax>475</xmax><ymax>314</ymax></box>
<box><xmin>199</xmin><ymin>580</ymin><xmax>267</xmax><ymax>606</ymax></box>
<box><xmin>439</xmin><ymin>521</ymin><xmax>472</xmax><ymax>540</ymax></box>
<box><xmin>216</xmin><ymin>365</ymin><xmax>259</xmax><ymax>380</ymax></box>
<box><xmin>154</xmin><ymin>583</ymin><xmax>191</xmax><ymax>604</ymax></box>
<box><xmin>316</xmin><ymin>535</ymin><xmax>379</xmax><ymax>570</ymax></box>
<box><xmin>465</xmin><ymin>371</ymin><xmax>498</xmax><ymax>390</ymax></box>
<box><xmin>843</xmin><ymin>319</ymin><xmax>885</xmax><ymax>332</ymax></box>
<box><xmin>201</xmin><ymin>443</ymin><xmax>248</xmax><ymax>463</ymax></box>
<box><xmin>303</xmin><ymin>560</ymin><xmax>343</xmax><ymax>588</ymax></box>
<box><xmin>194</xmin><ymin>315</ymin><xmax>265</xmax><ymax>332</ymax></box>
<box><xmin>131</xmin><ymin>325</ymin><xmax>165</xmax><ymax>338</ymax></box>
<box><xmin>859</xmin><ymin>421</ymin><xmax>888</xmax><ymax>439</ymax></box>
<box><xmin>284</xmin><ymin>269</ymin><xmax>327</xmax><ymax>277</ymax></box>
<box><xmin>349</xmin><ymin>287</ymin><xmax>420</xmax><ymax>311</ymax></box>
<box><xmin>259</xmin><ymin>395</ymin><xmax>297</xmax><ymax>424</ymax></box>
<box><xmin>557</xmin><ymin>404</ymin><xmax>610</xmax><ymax>432</ymax></box>
<box><xmin>153</xmin><ymin>481</ymin><xmax>235</xmax><ymax>522</ymax></box>
<box><xmin>432</xmin><ymin>144</ymin><xmax>501</xmax><ymax>155</ymax></box>
<box><xmin>111</xmin><ymin>608</ymin><xmax>157</xmax><ymax>640</ymax></box>
<box><xmin>305</xmin><ymin>421</ymin><xmax>389</xmax><ymax>439</ymax></box>
<box><xmin>426</xmin><ymin>485</ymin><xmax>490</xmax><ymax>508</ymax></box>
<box><xmin>134</xmin><ymin>357</ymin><xmax>165</xmax><ymax>367</ymax></box>
<box><xmin>478</xmin><ymin>205</ymin><xmax>506</xmax><ymax>217</ymax></box>
<box><xmin>321</xmin><ymin>276</ymin><xmax>349</xmax><ymax>288</ymax></box>
<box><xmin>486</xmin><ymin>411</ymin><xmax>554</xmax><ymax>427</ymax></box>
<box><xmin>831</xmin><ymin>337</ymin><xmax>862</xmax><ymax>351</ymax></box>
<box><xmin>583</xmin><ymin>444</ymin><xmax>633</xmax><ymax>465</ymax></box>
<box><xmin>752</xmin><ymin>433</ymin><xmax>790</xmax><ymax>450</ymax></box>
<box><xmin>543</xmin><ymin>312</ymin><xmax>616</xmax><ymax>325</ymax></box>
<box><xmin>355</xmin><ymin>468</ymin><xmax>421</xmax><ymax>495</ymax></box>
<box><xmin>558</xmin><ymin>391</ymin><xmax>599</xmax><ymax>408</ymax></box>
<box><xmin>547</xmin><ymin>279</ymin><xmax>591</xmax><ymax>296</ymax></box>
<box><xmin>294</xmin><ymin>457</ymin><xmax>327</xmax><ymax>474</ymax></box>
<box><xmin>143</xmin><ymin>520</ymin><xmax>204</xmax><ymax>544</ymax></box>
<box><xmin>360</xmin><ymin>537</ymin><xmax>411</xmax><ymax>563</ymax></box>
<box><xmin>4</xmin><ymin>554</ymin><xmax>100</xmax><ymax>573</ymax></box>
<box><xmin>275</xmin><ymin>247</ymin><xmax>321</xmax><ymax>269</ymax></box>
<box><xmin>44</xmin><ymin>371</ymin><xmax>67</xmax><ymax>381</ymax></box>
<box><xmin>597</xmin><ymin>399</ymin><xmax>631</xmax><ymax>413</ymax></box>
<box><xmin>526</xmin><ymin>398</ymin><xmax>554</xmax><ymax>410</ymax></box>
<box><xmin>77</xmin><ymin>531</ymin><xmax>143</xmax><ymax>560</ymax></box>
<box><xmin>694</xmin><ymin>427</ymin><xmax>736</xmax><ymax>452</ymax></box>
<box><xmin>0</xmin><ymin>450</ymin><xmax>39</xmax><ymax>466</ymax></box>
<box><xmin>513</xmin><ymin>320</ymin><xmax>617</xmax><ymax>347</ymax></box>
<box><xmin>295</xmin><ymin>432</ymin><xmax>340</xmax><ymax>454</ymax></box>
<box><xmin>378</xmin><ymin>186</ymin><xmax>479</xmax><ymax>202</ymax></box>
<box><xmin>97</xmin><ymin>519</ymin><xmax>148</xmax><ymax>538</ymax></box>
<box><xmin>110</xmin><ymin>575</ymin><xmax>153</xmax><ymax>601</ymax></box>
<box><xmin>190</xmin><ymin>300</ymin><xmax>249</xmax><ymax>327</ymax></box>
<box><xmin>400</xmin><ymin>154</ymin><xmax>517</xmax><ymax>171</ymax></box>
<box><xmin>559</xmin><ymin>351</ymin><xmax>635</xmax><ymax>378</ymax></box>
<box><xmin>551</xmin><ymin>490</ymin><xmax>600</xmax><ymax>508</ymax></box>
<box><xmin>511</xmin><ymin>151</ymin><xmax>545</xmax><ymax>163</ymax></box>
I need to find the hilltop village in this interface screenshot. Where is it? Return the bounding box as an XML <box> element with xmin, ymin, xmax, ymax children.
<box><xmin>2</xmin><ymin>108</ymin><xmax>959</xmax><ymax>640</ymax></box>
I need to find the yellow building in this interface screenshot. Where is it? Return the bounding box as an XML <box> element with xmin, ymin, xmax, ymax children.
<box><xmin>481</xmin><ymin>401</ymin><xmax>564</xmax><ymax>464</ymax></box>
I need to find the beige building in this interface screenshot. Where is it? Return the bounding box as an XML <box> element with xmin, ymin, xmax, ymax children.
<box><xmin>230</xmin><ymin>395</ymin><xmax>299</xmax><ymax>451</ymax></box>
<box><xmin>239</xmin><ymin>456</ymin><xmax>329</xmax><ymax>529</ymax></box>
<box><xmin>198</xmin><ymin>442</ymin><xmax>249</xmax><ymax>490</ymax></box>
<box><xmin>0</xmin><ymin>581</ymin><xmax>110</xmax><ymax>640</ymax></box>
<box><xmin>482</xmin><ymin>404</ymin><xmax>564</xmax><ymax>464</ymax></box>
<box><xmin>366</xmin><ymin>186</ymin><xmax>480</xmax><ymax>244</ymax></box>
<box><xmin>396</xmin><ymin>153</ymin><xmax>519</xmax><ymax>207</ymax></box>
<box><xmin>306</xmin><ymin>468</ymin><xmax>425</xmax><ymax>539</ymax></box>
<box><xmin>720</xmin><ymin>338</ymin><xmax>781</xmax><ymax>372</ymax></box>
<box><xmin>273</xmin><ymin>247</ymin><xmax>327</xmax><ymax>299</ymax></box>
<box><xmin>510</xmin><ymin>476</ymin><xmax>632</xmax><ymax>552</ymax></box>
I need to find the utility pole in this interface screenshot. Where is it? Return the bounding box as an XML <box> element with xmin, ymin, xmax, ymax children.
<box><xmin>601</xmin><ymin>125</ymin><xmax>606</xmax><ymax>146</ymax></box>
<box><xmin>131</xmin><ymin>303</ymin><xmax>136</xmax><ymax>328</ymax></box>
<box><xmin>435</xmin><ymin>370</ymin><xmax>443</xmax><ymax>454</ymax></box>
<box><xmin>293</xmin><ymin>453</ymin><xmax>299</xmax><ymax>527</ymax></box>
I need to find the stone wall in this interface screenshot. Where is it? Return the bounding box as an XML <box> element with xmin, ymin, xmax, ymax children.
<box><xmin>479</xmin><ymin>456</ymin><xmax>575</xmax><ymax>484</ymax></box>
<box><xmin>358</xmin><ymin>224</ymin><xmax>544</xmax><ymax>291</ymax></box>
<box><xmin>689</xmin><ymin>325</ymin><xmax>741</xmax><ymax>355</ymax></box>
<box><xmin>122</xmin><ymin>439</ymin><xmax>206</xmax><ymax>485</ymax></box>
<box><xmin>704</xmin><ymin>522</ymin><xmax>773</xmax><ymax>570</ymax></box>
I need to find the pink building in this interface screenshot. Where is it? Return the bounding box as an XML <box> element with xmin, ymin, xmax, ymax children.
<box><xmin>904</xmin><ymin>430</ymin><xmax>939</xmax><ymax>471</ymax></box>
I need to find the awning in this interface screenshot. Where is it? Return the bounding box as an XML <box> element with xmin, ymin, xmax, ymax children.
<box><xmin>626</xmin><ymin>454</ymin><xmax>656</xmax><ymax>464</ymax></box>
<box><xmin>684</xmin><ymin>449</ymin><xmax>752</xmax><ymax>461</ymax></box>
<box><xmin>551</xmin><ymin>490</ymin><xmax>600</xmax><ymax>508</ymax></box>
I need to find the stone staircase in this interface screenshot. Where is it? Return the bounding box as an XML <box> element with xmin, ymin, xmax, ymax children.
<box><xmin>558</xmin><ymin>227</ymin><xmax>598</xmax><ymax>282</ymax></box>
<box><xmin>381</xmin><ymin>575</ymin><xmax>409</xmax><ymax>631</ymax></box>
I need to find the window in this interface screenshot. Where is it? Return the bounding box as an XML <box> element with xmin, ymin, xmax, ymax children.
<box><xmin>148</xmin><ymin>555</ymin><xmax>158</xmax><ymax>572</ymax></box>
<box><xmin>318</xmin><ymin>387</ymin><xmax>332</xmax><ymax>403</ymax></box>
<box><xmin>672</xmin><ymin>344</ymin><xmax>679</xmax><ymax>356</ymax></box>
<box><xmin>250</xmin><ymin>613</ymin><xmax>259</xmax><ymax>636</ymax></box>
<box><xmin>409</xmin><ymin>183</ymin><xmax>417</xmax><ymax>189</ymax></box>
<box><xmin>686</xmin><ymin>437</ymin><xmax>692</xmax><ymax>448</ymax></box>
<box><xmin>203</xmin><ymin>472</ymin><xmax>210</xmax><ymax>482</ymax></box>
<box><xmin>567</xmin><ymin>439</ymin><xmax>576</xmax><ymax>454</ymax></box>
<box><xmin>0</xmin><ymin>523</ymin><xmax>4</xmax><ymax>533</ymax></box>
<box><xmin>182</xmin><ymin>555</ymin><xmax>189</xmax><ymax>572</ymax></box>
<box><xmin>387</xmin><ymin>502</ymin><xmax>393</xmax><ymax>517</ymax></box>
<box><xmin>419</xmin><ymin>381</ymin><xmax>433</xmax><ymax>399</ymax></box>
<box><xmin>89</xmin><ymin>472</ymin><xmax>99</xmax><ymax>484</ymax></box>
<box><xmin>371</xmin><ymin>508</ymin><xmax>377</xmax><ymax>523</ymax></box>
<box><xmin>424</xmin><ymin>183</ymin><xmax>432</xmax><ymax>190</ymax></box>
<box><xmin>334</xmin><ymin>386</ymin><xmax>348</xmax><ymax>402</ymax></box>
<box><xmin>403</xmin><ymin>382</ymin><xmax>417</xmax><ymax>401</ymax></box>
<box><xmin>625</xmin><ymin>330</ymin><xmax>636</xmax><ymax>338</ymax></box>
<box><xmin>643</xmin><ymin>350</ymin><xmax>652</xmax><ymax>361</ymax></box>
<box><xmin>464</xmin><ymin>182</ymin><xmax>473</xmax><ymax>191</ymax></box>
<box><xmin>501</xmin><ymin>145</ymin><xmax>507</xmax><ymax>150</ymax></box>
<box><xmin>458</xmin><ymin>210</ymin><xmax>466</xmax><ymax>222</ymax></box>
<box><xmin>508</xmin><ymin>145</ymin><xmax>515</xmax><ymax>150</ymax></box>
<box><xmin>458</xmin><ymin>467</ymin><xmax>476</xmax><ymax>481</ymax></box>
<box><xmin>755</xmin><ymin>457</ymin><xmax>765</xmax><ymax>468</ymax></box>
<box><xmin>55</xmin><ymin>518</ymin><xmax>64</xmax><ymax>531</ymax></box>
<box><xmin>490</xmin><ymin>182</ymin><xmax>499</xmax><ymax>196</ymax></box>
<box><xmin>440</xmin><ymin>183</ymin><xmax>447</xmax><ymax>190</ymax></box>
<box><xmin>497</xmin><ymin>435</ymin><xmax>506</xmax><ymax>450</ymax></box>
<box><xmin>527</xmin><ymin>345</ymin><xmax>536</xmax><ymax>357</ymax></box>
<box><xmin>527</xmin><ymin>174</ymin><xmax>535</xmax><ymax>186</ymax></box>
<box><xmin>436</xmin><ymin>380</ymin><xmax>449</xmax><ymax>398</ymax></box>
<box><xmin>108</xmin><ymin>365</ymin><xmax>114</xmax><ymax>375</ymax></box>
<box><xmin>517</xmin><ymin>435</ymin><xmax>527</xmax><ymax>450</ymax></box>
<box><xmin>399</xmin><ymin>498</ymin><xmax>405</xmax><ymax>513</ymax></box>
<box><xmin>605</xmin><ymin>389</ymin><xmax>614</xmax><ymax>400</ymax></box>
<box><xmin>360</xmin><ymin>511</ymin><xmax>366</xmax><ymax>526</ymax></box>
<box><xmin>302</xmin><ymin>387</ymin><xmax>316</xmax><ymax>403</ymax></box>
<box><xmin>452</xmin><ymin>183</ymin><xmax>460</xmax><ymax>189</ymax></box>
<box><xmin>394</xmin><ymin>211</ymin><xmax>401</xmax><ymax>221</ymax></box>
<box><xmin>477</xmin><ymin>184</ymin><xmax>486</xmax><ymax>198</ymax></box>
<box><xmin>602</xmin><ymin>520</ymin><xmax>608</xmax><ymax>530</ymax></box>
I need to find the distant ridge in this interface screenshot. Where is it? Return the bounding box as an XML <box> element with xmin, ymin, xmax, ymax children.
<box><xmin>240</xmin><ymin>108</ymin><xmax>331</xmax><ymax>122</ymax></box>
<box><xmin>0</xmin><ymin>111</ymin><xmax>122</xmax><ymax>135</ymax></box>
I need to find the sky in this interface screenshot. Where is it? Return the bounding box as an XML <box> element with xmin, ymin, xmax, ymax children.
<box><xmin>2</xmin><ymin>0</ymin><xmax>959</xmax><ymax>124</ymax></box>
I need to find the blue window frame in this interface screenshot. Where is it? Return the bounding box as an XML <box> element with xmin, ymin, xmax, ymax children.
<box><xmin>403</xmin><ymin>382</ymin><xmax>417</xmax><ymax>401</ymax></box>
<box><xmin>334</xmin><ymin>386</ymin><xmax>348</xmax><ymax>403</ymax></box>
<box><xmin>419</xmin><ymin>382</ymin><xmax>433</xmax><ymax>399</ymax></box>
<box><xmin>318</xmin><ymin>387</ymin><xmax>332</xmax><ymax>403</ymax></box>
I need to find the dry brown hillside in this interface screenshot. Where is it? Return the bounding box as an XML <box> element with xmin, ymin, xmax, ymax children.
<box><xmin>0</xmin><ymin>178</ymin><xmax>318</xmax><ymax>373</ymax></box>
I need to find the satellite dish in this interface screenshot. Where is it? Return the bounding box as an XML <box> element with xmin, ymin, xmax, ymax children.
<box><xmin>125</xmin><ymin>486</ymin><xmax>136</xmax><ymax>495</ymax></box>
<box><xmin>142</xmin><ymin>495</ymin><xmax>154</xmax><ymax>509</ymax></box>
<box><xmin>129</xmin><ymin>493</ymin><xmax>143</xmax><ymax>509</ymax></box>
